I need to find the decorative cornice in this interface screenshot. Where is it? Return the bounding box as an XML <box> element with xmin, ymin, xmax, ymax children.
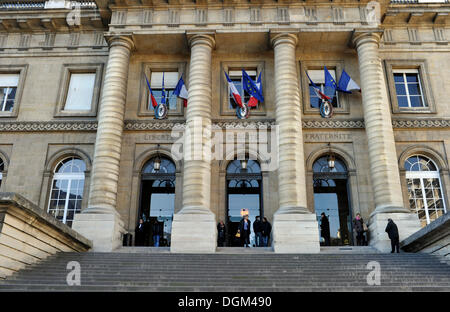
<box><xmin>302</xmin><ymin>119</ymin><xmax>365</xmax><ymax>129</ymax></box>
<box><xmin>392</xmin><ymin>119</ymin><xmax>450</xmax><ymax>128</ymax></box>
<box><xmin>0</xmin><ymin>120</ymin><xmax>98</xmax><ymax>132</ymax></box>
<box><xmin>0</xmin><ymin>118</ymin><xmax>449</xmax><ymax>132</ymax></box>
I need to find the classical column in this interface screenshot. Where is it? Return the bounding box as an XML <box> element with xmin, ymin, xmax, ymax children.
<box><xmin>72</xmin><ymin>35</ymin><xmax>134</xmax><ymax>252</ymax></box>
<box><xmin>271</xmin><ymin>33</ymin><xmax>320</xmax><ymax>253</ymax></box>
<box><xmin>353</xmin><ymin>31</ymin><xmax>420</xmax><ymax>252</ymax></box>
<box><xmin>170</xmin><ymin>33</ymin><xmax>217</xmax><ymax>253</ymax></box>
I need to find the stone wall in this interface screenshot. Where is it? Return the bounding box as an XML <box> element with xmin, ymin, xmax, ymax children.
<box><xmin>0</xmin><ymin>192</ymin><xmax>92</xmax><ymax>279</ymax></box>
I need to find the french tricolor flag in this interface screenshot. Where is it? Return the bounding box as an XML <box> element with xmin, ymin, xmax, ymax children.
<box><xmin>224</xmin><ymin>71</ymin><xmax>243</xmax><ymax>108</ymax></box>
<box><xmin>144</xmin><ymin>74</ymin><xmax>158</xmax><ymax>108</ymax></box>
<box><xmin>306</xmin><ymin>71</ymin><xmax>331</xmax><ymax>101</ymax></box>
<box><xmin>337</xmin><ymin>69</ymin><xmax>360</xmax><ymax>94</ymax></box>
<box><xmin>173</xmin><ymin>76</ymin><xmax>189</xmax><ymax>107</ymax></box>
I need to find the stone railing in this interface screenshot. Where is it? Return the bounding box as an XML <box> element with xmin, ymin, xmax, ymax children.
<box><xmin>0</xmin><ymin>192</ymin><xmax>92</xmax><ymax>279</ymax></box>
<box><xmin>401</xmin><ymin>213</ymin><xmax>450</xmax><ymax>259</ymax></box>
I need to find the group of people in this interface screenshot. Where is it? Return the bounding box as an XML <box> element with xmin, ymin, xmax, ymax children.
<box><xmin>135</xmin><ymin>217</ymin><xmax>164</xmax><ymax>247</ymax></box>
<box><xmin>320</xmin><ymin>212</ymin><xmax>401</xmax><ymax>253</ymax></box>
<box><xmin>217</xmin><ymin>215</ymin><xmax>272</xmax><ymax>247</ymax></box>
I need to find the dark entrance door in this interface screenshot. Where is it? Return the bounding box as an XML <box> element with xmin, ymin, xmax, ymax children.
<box><xmin>313</xmin><ymin>156</ymin><xmax>353</xmax><ymax>246</ymax></box>
<box><xmin>226</xmin><ymin>159</ymin><xmax>262</xmax><ymax>247</ymax></box>
<box><xmin>138</xmin><ymin>157</ymin><xmax>176</xmax><ymax>247</ymax></box>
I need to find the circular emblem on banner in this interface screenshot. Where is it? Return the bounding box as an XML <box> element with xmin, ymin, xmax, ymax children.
<box><xmin>236</xmin><ymin>103</ymin><xmax>250</xmax><ymax>119</ymax></box>
<box><xmin>154</xmin><ymin>104</ymin><xmax>168</xmax><ymax>119</ymax></box>
<box><xmin>320</xmin><ymin>100</ymin><xmax>333</xmax><ymax>118</ymax></box>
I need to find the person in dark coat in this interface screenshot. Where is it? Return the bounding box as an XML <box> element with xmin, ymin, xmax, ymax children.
<box><xmin>152</xmin><ymin>219</ymin><xmax>163</xmax><ymax>247</ymax></box>
<box><xmin>253</xmin><ymin>216</ymin><xmax>263</xmax><ymax>247</ymax></box>
<box><xmin>320</xmin><ymin>212</ymin><xmax>331</xmax><ymax>246</ymax></box>
<box><xmin>262</xmin><ymin>217</ymin><xmax>272</xmax><ymax>247</ymax></box>
<box><xmin>135</xmin><ymin>218</ymin><xmax>146</xmax><ymax>246</ymax></box>
<box><xmin>238</xmin><ymin>215</ymin><xmax>251</xmax><ymax>247</ymax></box>
<box><xmin>217</xmin><ymin>220</ymin><xmax>226</xmax><ymax>247</ymax></box>
<box><xmin>385</xmin><ymin>218</ymin><xmax>400</xmax><ymax>253</ymax></box>
<box><xmin>353</xmin><ymin>213</ymin><xmax>365</xmax><ymax>246</ymax></box>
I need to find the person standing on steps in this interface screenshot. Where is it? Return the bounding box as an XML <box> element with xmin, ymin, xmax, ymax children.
<box><xmin>135</xmin><ymin>218</ymin><xmax>145</xmax><ymax>246</ymax></box>
<box><xmin>152</xmin><ymin>219</ymin><xmax>163</xmax><ymax>247</ymax></box>
<box><xmin>253</xmin><ymin>216</ymin><xmax>263</xmax><ymax>247</ymax></box>
<box><xmin>238</xmin><ymin>214</ymin><xmax>251</xmax><ymax>248</ymax></box>
<box><xmin>320</xmin><ymin>212</ymin><xmax>331</xmax><ymax>246</ymax></box>
<box><xmin>385</xmin><ymin>218</ymin><xmax>400</xmax><ymax>253</ymax></box>
<box><xmin>217</xmin><ymin>220</ymin><xmax>226</xmax><ymax>247</ymax></box>
<box><xmin>262</xmin><ymin>217</ymin><xmax>272</xmax><ymax>247</ymax></box>
<box><xmin>353</xmin><ymin>213</ymin><xmax>366</xmax><ymax>246</ymax></box>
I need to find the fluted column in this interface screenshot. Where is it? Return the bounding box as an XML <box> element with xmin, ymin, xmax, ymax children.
<box><xmin>179</xmin><ymin>34</ymin><xmax>214</xmax><ymax>215</ymax></box>
<box><xmin>170</xmin><ymin>33</ymin><xmax>216</xmax><ymax>253</ymax></box>
<box><xmin>353</xmin><ymin>32</ymin><xmax>407</xmax><ymax>215</ymax></box>
<box><xmin>270</xmin><ymin>33</ymin><xmax>320</xmax><ymax>253</ymax></box>
<box><xmin>272</xmin><ymin>33</ymin><xmax>308</xmax><ymax>214</ymax></box>
<box><xmin>85</xmin><ymin>35</ymin><xmax>134</xmax><ymax>214</ymax></box>
<box><xmin>72</xmin><ymin>35</ymin><xmax>134</xmax><ymax>251</ymax></box>
<box><xmin>353</xmin><ymin>31</ymin><xmax>420</xmax><ymax>251</ymax></box>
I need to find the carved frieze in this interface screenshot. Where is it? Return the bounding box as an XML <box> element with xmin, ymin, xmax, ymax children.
<box><xmin>0</xmin><ymin>119</ymin><xmax>448</xmax><ymax>132</ymax></box>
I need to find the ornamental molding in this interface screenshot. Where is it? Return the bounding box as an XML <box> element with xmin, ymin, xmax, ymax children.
<box><xmin>392</xmin><ymin>119</ymin><xmax>450</xmax><ymax>128</ymax></box>
<box><xmin>302</xmin><ymin>119</ymin><xmax>365</xmax><ymax>129</ymax></box>
<box><xmin>0</xmin><ymin>120</ymin><xmax>98</xmax><ymax>132</ymax></box>
<box><xmin>0</xmin><ymin>118</ymin><xmax>449</xmax><ymax>132</ymax></box>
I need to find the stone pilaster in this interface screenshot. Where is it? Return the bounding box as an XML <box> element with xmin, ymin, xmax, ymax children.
<box><xmin>353</xmin><ymin>31</ymin><xmax>420</xmax><ymax>252</ymax></box>
<box><xmin>170</xmin><ymin>33</ymin><xmax>217</xmax><ymax>253</ymax></box>
<box><xmin>271</xmin><ymin>32</ymin><xmax>320</xmax><ymax>253</ymax></box>
<box><xmin>72</xmin><ymin>35</ymin><xmax>134</xmax><ymax>252</ymax></box>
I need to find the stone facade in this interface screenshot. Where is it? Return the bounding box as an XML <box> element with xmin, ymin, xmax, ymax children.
<box><xmin>0</xmin><ymin>0</ymin><xmax>449</xmax><ymax>252</ymax></box>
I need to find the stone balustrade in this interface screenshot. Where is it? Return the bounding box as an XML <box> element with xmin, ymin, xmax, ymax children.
<box><xmin>0</xmin><ymin>192</ymin><xmax>92</xmax><ymax>279</ymax></box>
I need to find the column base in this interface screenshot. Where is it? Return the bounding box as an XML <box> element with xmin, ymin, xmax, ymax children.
<box><xmin>170</xmin><ymin>210</ymin><xmax>217</xmax><ymax>253</ymax></box>
<box><xmin>72</xmin><ymin>212</ymin><xmax>126</xmax><ymax>252</ymax></box>
<box><xmin>273</xmin><ymin>212</ymin><xmax>320</xmax><ymax>253</ymax></box>
<box><xmin>369</xmin><ymin>212</ymin><xmax>421</xmax><ymax>253</ymax></box>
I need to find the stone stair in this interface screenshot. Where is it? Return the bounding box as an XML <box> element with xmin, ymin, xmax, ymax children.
<box><xmin>0</xmin><ymin>249</ymin><xmax>449</xmax><ymax>291</ymax></box>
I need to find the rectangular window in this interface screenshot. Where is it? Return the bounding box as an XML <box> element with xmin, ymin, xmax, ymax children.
<box><xmin>0</xmin><ymin>74</ymin><xmax>19</xmax><ymax>112</ymax></box>
<box><xmin>64</xmin><ymin>73</ymin><xmax>96</xmax><ymax>111</ymax></box>
<box><xmin>392</xmin><ymin>69</ymin><xmax>426</xmax><ymax>109</ymax></box>
<box><xmin>227</xmin><ymin>69</ymin><xmax>257</xmax><ymax>109</ymax></box>
<box><xmin>307</xmin><ymin>69</ymin><xmax>339</xmax><ymax>108</ymax></box>
<box><xmin>149</xmin><ymin>72</ymin><xmax>178</xmax><ymax>111</ymax></box>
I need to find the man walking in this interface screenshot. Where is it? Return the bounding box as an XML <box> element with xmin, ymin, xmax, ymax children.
<box><xmin>385</xmin><ymin>218</ymin><xmax>400</xmax><ymax>253</ymax></box>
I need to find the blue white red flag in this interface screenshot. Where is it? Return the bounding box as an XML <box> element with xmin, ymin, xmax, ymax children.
<box><xmin>144</xmin><ymin>74</ymin><xmax>158</xmax><ymax>108</ymax></box>
<box><xmin>306</xmin><ymin>71</ymin><xmax>331</xmax><ymax>101</ymax></box>
<box><xmin>224</xmin><ymin>71</ymin><xmax>243</xmax><ymax>108</ymax></box>
<box><xmin>337</xmin><ymin>69</ymin><xmax>360</xmax><ymax>93</ymax></box>
<box><xmin>173</xmin><ymin>76</ymin><xmax>189</xmax><ymax>107</ymax></box>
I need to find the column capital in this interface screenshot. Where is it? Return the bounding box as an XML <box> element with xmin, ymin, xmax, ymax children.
<box><xmin>351</xmin><ymin>29</ymin><xmax>383</xmax><ymax>49</ymax></box>
<box><xmin>104</xmin><ymin>33</ymin><xmax>135</xmax><ymax>51</ymax></box>
<box><xmin>186</xmin><ymin>32</ymin><xmax>216</xmax><ymax>50</ymax></box>
<box><xmin>270</xmin><ymin>32</ymin><xmax>298</xmax><ymax>48</ymax></box>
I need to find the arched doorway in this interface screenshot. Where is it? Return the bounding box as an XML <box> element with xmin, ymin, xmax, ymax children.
<box><xmin>313</xmin><ymin>156</ymin><xmax>353</xmax><ymax>246</ymax></box>
<box><xmin>226</xmin><ymin>159</ymin><xmax>262</xmax><ymax>247</ymax></box>
<box><xmin>138</xmin><ymin>156</ymin><xmax>176</xmax><ymax>247</ymax></box>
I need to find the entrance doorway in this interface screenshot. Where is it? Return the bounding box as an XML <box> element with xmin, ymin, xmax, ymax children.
<box><xmin>226</xmin><ymin>159</ymin><xmax>262</xmax><ymax>247</ymax></box>
<box><xmin>137</xmin><ymin>156</ymin><xmax>176</xmax><ymax>247</ymax></box>
<box><xmin>313</xmin><ymin>156</ymin><xmax>353</xmax><ymax>246</ymax></box>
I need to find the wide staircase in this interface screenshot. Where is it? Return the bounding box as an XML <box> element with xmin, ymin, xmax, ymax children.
<box><xmin>0</xmin><ymin>248</ymin><xmax>449</xmax><ymax>291</ymax></box>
